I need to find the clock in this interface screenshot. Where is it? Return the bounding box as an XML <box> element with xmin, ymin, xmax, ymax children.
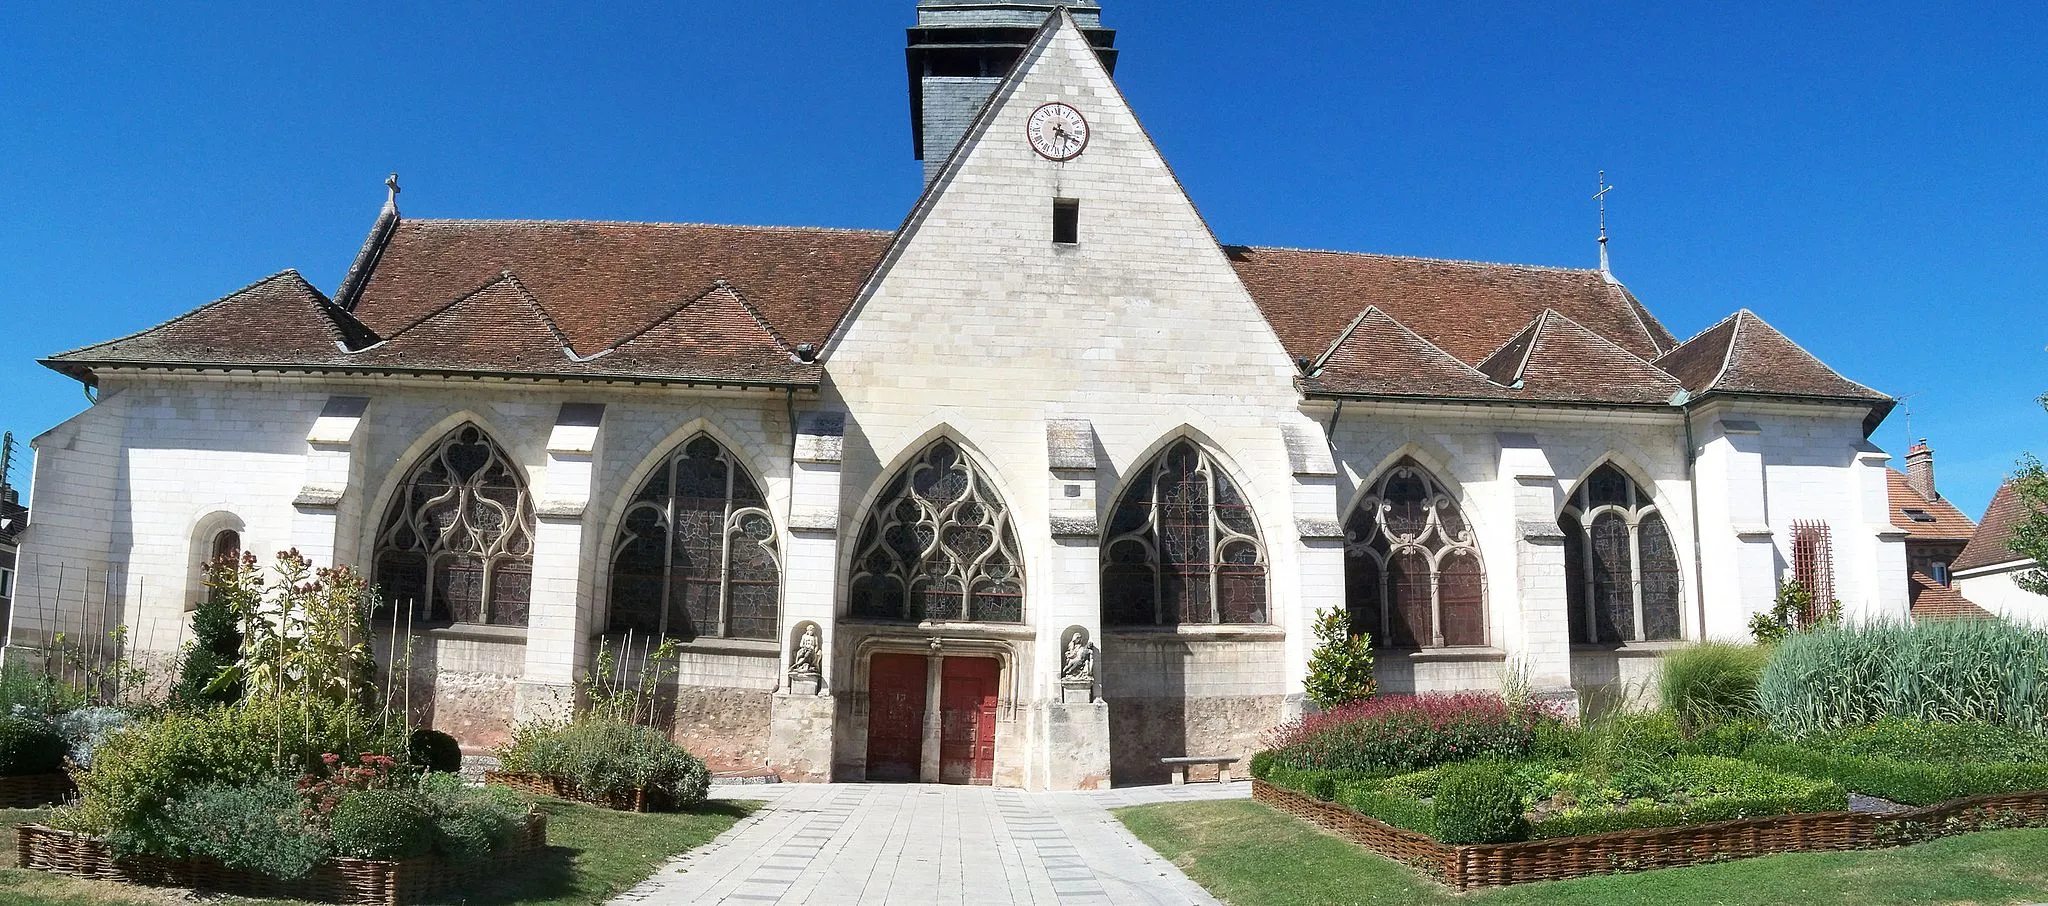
<box><xmin>1026</xmin><ymin>102</ymin><xmax>1090</xmax><ymax>161</ymax></box>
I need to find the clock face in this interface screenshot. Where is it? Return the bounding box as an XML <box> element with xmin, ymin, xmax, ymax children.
<box><xmin>1026</xmin><ymin>102</ymin><xmax>1090</xmax><ymax>161</ymax></box>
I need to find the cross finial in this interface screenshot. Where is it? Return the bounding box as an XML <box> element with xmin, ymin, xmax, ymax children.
<box><xmin>1594</xmin><ymin>171</ymin><xmax>1614</xmax><ymax>276</ymax></box>
<box><xmin>385</xmin><ymin>173</ymin><xmax>401</xmax><ymax>204</ymax></box>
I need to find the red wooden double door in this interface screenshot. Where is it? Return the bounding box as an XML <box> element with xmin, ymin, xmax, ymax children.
<box><xmin>865</xmin><ymin>654</ymin><xmax>998</xmax><ymax>784</ymax></box>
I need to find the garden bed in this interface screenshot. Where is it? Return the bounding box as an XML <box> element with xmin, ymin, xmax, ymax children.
<box><xmin>0</xmin><ymin>775</ymin><xmax>73</xmax><ymax>810</ymax></box>
<box><xmin>1255</xmin><ymin>778</ymin><xmax>2048</xmax><ymax>889</ymax></box>
<box><xmin>15</xmin><ymin>811</ymin><xmax>546</xmax><ymax>904</ymax></box>
<box><xmin>485</xmin><ymin>771</ymin><xmax>678</xmax><ymax>813</ymax></box>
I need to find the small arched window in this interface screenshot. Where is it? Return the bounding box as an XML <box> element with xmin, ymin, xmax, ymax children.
<box><xmin>1344</xmin><ymin>458</ymin><xmax>1485</xmax><ymax>648</ymax></box>
<box><xmin>609</xmin><ymin>436</ymin><xmax>780</xmax><ymax>641</ymax></box>
<box><xmin>373</xmin><ymin>423</ymin><xmax>535</xmax><ymax>626</ymax></box>
<box><xmin>210</xmin><ymin>530</ymin><xmax>242</xmax><ymax>563</ymax></box>
<box><xmin>1102</xmin><ymin>440</ymin><xmax>1267</xmax><ymax>626</ymax></box>
<box><xmin>1560</xmin><ymin>463</ymin><xmax>1682</xmax><ymax>643</ymax></box>
<box><xmin>849</xmin><ymin>439</ymin><xmax>1024</xmax><ymax>624</ymax></box>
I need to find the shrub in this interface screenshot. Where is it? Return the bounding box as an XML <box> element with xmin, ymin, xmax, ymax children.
<box><xmin>1810</xmin><ymin>719</ymin><xmax>2048</xmax><ymax>763</ymax></box>
<box><xmin>1302</xmin><ymin>606</ymin><xmax>1375</xmax><ymax>710</ymax></box>
<box><xmin>1266</xmin><ymin>693</ymin><xmax>1555</xmax><ymax>776</ymax></box>
<box><xmin>1745</xmin><ymin>742</ymin><xmax>2048</xmax><ymax>806</ymax></box>
<box><xmin>330</xmin><ymin>788</ymin><xmax>435</xmax><ymax>860</ymax></box>
<box><xmin>1660</xmin><ymin>643</ymin><xmax>1769</xmax><ymax>733</ymax></box>
<box><xmin>161</xmin><ymin>778</ymin><xmax>330</xmax><ymax>879</ymax></box>
<box><xmin>54</xmin><ymin>706</ymin><xmax>132</xmax><ymax>770</ymax></box>
<box><xmin>409</xmin><ymin>728</ymin><xmax>464</xmax><ymax>774</ymax></box>
<box><xmin>1757</xmin><ymin>620</ymin><xmax>2048</xmax><ymax>737</ymax></box>
<box><xmin>175</xmin><ymin>554</ymin><xmax>251</xmax><ymax>706</ymax></box>
<box><xmin>0</xmin><ymin>663</ymin><xmax>84</xmax><ymax>719</ymax></box>
<box><xmin>1248</xmin><ymin>750</ymin><xmax>1275</xmax><ymax>780</ymax></box>
<box><xmin>65</xmin><ymin>697</ymin><xmax>402</xmax><ymax>855</ymax></box>
<box><xmin>0</xmin><ymin>716</ymin><xmax>66</xmax><ymax>775</ymax></box>
<box><xmin>498</xmin><ymin>719</ymin><xmax>710</xmax><ymax>809</ymax></box>
<box><xmin>416</xmin><ymin>772</ymin><xmax>527</xmax><ymax>862</ymax></box>
<box><xmin>1434</xmin><ymin>762</ymin><xmax>1527</xmax><ymax>844</ymax></box>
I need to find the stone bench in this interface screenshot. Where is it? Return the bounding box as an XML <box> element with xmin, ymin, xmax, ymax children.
<box><xmin>1160</xmin><ymin>755</ymin><xmax>1240</xmax><ymax>785</ymax></box>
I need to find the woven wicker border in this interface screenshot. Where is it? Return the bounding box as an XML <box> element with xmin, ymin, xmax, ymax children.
<box><xmin>15</xmin><ymin>811</ymin><xmax>546</xmax><ymax>905</ymax></box>
<box><xmin>1253</xmin><ymin>779</ymin><xmax>2048</xmax><ymax>889</ymax></box>
<box><xmin>0</xmin><ymin>772</ymin><xmax>74</xmax><ymax>809</ymax></box>
<box><xmin>484</xmin><ymin>770</ymin><xmax>676</xmax><ymax>812</ymax></box>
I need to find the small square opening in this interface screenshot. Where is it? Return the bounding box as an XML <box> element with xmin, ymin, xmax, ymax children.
<box><xmin>1052</xmin><ymin>198</ymin><xmax>1080</xmax><ymax>245</ymax></box>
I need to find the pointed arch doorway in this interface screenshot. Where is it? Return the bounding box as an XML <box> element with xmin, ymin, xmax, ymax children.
<box><xmin>863</xmin><ymin>651</ymin><xmax>999</xmax><ymax>785</ymax></box>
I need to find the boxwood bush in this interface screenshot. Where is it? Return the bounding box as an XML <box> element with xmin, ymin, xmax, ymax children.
<box><xmin>1434</xmin><ymin>762</ymin><xmax>1527</xmax><ymax>844</ymax></box>
<box><xmin>1745</xmin><ymin>742</ymin><xmax>2048</xmax><ymax>806</ymax></box>
<box><xmin>0</xmin><ymin>715</ymin><xmax>67</xmax><ymax>775</ymax></box>
<box><xmin>162</xmin><ymin>778</ymin><xmax>330</xmax><ymax>879</ymax></box>
<box><xmin>330</xmin><ymin>788</ymin><xmax>435</xmax><ymax>860</ymax></box>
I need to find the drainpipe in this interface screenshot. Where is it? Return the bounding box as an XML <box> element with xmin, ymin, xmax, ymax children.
<box><xmin>1677</xmin><ymin>390</ymin><xmax>1708</xmax><ymax>640</ymax></box>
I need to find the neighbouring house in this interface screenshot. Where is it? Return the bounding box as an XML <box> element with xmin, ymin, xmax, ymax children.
<box><xmin>1954</xmin><ymin>479</ymin><xmax>2048</xmax><ymax>627</ymax></box>
<box><xmin>14</xmin><ymin>2</ymin><xmax>1907</xmax><ymax>789</ymax></box>
<box><xmin>0</xmin><ymin>484</ymin><xmax>22</xmax><ymax>638</ymax></box>
<box><xmin>1885</xmin><ymin>441</ymin><xmax>1989</xmax><ymax>620</ymax></box>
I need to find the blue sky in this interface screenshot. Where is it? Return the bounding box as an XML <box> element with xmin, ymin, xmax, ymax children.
<box><xmin>3</xmin><ymin>2</ymin><xmax>2044</xmax><ymax>517</ymax></box>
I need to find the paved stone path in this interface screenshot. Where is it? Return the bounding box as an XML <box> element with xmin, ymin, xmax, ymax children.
<box><xmin>611</xmin><ymin>781</ymin><xmax>1247</xmax><ymax>905</ymax></box>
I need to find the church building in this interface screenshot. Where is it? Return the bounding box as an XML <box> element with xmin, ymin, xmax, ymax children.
<box><xmin>16</xmin><ymin>3</ymin><xmax>1903</xmax><ymax>789</ymax></box>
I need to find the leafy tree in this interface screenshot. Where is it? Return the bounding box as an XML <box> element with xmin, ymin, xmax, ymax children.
<box><xmin>2009</xmin><ymin>394</ymin><xmax>2048</xmax><ymax>595</ymax></box>
<box><xmin>1750</xmin><ymin>580</ymin><xmax>1839</xmax><ymax>644</ymax></box>
<box><xmin>1303</xmin><ymin>606</ymin><xmax>1375</xmax><ymax>710</ymax></box>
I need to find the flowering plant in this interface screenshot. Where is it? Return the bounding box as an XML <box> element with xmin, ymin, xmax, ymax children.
<box><xmin>298</xmin><ymin>752</ymin><xmax>405</xmax><ymax>819</ymax></box>
<box><xmin>1266</xmin><ymin>692</ymin><xmax>1560</xmax><ymax>776</ymax></box>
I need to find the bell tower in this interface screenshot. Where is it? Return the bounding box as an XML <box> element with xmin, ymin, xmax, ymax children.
<box><xmin>907</xmin><ymin>1</ymin><xmax>1118</xmax><ymax>185</ymax></box>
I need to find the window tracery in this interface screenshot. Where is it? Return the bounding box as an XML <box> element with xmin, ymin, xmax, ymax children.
<box><xmin>1102</xmin><ymin>440</ymin><xmax>1268</xmax><ymax>626</ymax></box>
<box><xmin>1343</xmin><ymin>458</ymin><xmax>1485</xmax><ymax>648</ymax></box>
<box><xmin>849</xmin><ymin>439</ymin><xmax>1024</xmax><ymax>624</ymax></box>
<box><xmin>609</xmin><ymin>435</ymin><xmax>779</xmax><ymax>641</ymax></box>
<box><xmin>373</xmin><ymin>424</ymin><xmax>535</xmax><ymax>626</ymax></box>
<box><xmin>1561</xmin><ymin>463</ymin><xmax>1682</xmax><ymax>644</ymax></box>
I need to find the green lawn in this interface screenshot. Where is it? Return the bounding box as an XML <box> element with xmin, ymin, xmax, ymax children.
<box><xmin>0</xmin><ymin>798</ymin><xmax>752</xmax><ymax>906</ymax></box>
<box><xmin>1117</xmin><ymin>799</ymin><xmax>2048</xmax><ymax>906</ymax></box>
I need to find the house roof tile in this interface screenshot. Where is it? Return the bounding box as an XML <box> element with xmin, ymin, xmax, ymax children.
<box><xmin>1885</xmin><ymin>469</ymin><xmax>1977</xmax><ymax>542</ymax></box>
<box><xmin>1471</xmin><ymin>309</ymin><xmax>1685</xmax><ymax>405</ymax></box>
<box><xmin>1955</xmin><ymin>479</ymin><xmax>2038</xmax><ymax>573</ymax></box>
<box><xmin>1908</xmin><ymin>570</ymin><xmax>1994</xmax><ymax>621</ymax></box>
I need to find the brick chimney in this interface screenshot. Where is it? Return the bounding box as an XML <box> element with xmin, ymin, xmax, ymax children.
<box><xmin>1905</xmin><ymin>438</ymin><xmax>1937</xmax><ymax>501</ymax></box>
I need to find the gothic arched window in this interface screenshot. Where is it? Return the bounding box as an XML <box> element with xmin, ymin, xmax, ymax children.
<box><xmin>373</xmin><ymin>424</ymin><xmax>535</xmax><ymax>626</ymax></box>
<box><xmin>609</xmin><ymin>436</ymin><xmax>779</xmax><ymax>641</ymax></box>
<box><xmin>1344</xmin><ymin>459</ymin><xmax>1486</xmax><ymax>648</ymax></box>
<box><xmin>1103</xmin><ymin>440</ymin><xmax>1268</xmax><ymax>626</ymax></box>
<box><xmin>849</xmin><ymin>439</ymin><xmax>1024</xmax><ymax>623</ymax></box>
<box><xmin>1561</xmin><ymin>463</ymin><xmax>1683</xmax><ymax>644</ymax></box>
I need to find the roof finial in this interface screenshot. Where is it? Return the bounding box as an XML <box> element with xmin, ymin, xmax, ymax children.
<box><xmin>384</xmin><ymin>172</ymin><xmax>401</xmax><ymax>206</ymax></box>
<box><xmin>1594</xmin><ymin>170</ymin><xmax>1613</xmax><ymax>277</ymax></box>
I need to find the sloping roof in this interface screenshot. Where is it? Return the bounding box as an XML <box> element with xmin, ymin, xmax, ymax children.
<box><xmin>1305</xmin><ymin>306</ymin><xmax>1511</xmax><ymax>399</ymax></box>
<box><xmin>1955</xmin><ymin>480</ymin><xmax>2038</xmax><ymax>572</ymax></box>
<box><xmin>43</xmin><ymin>212</ymin><xmax>1885</xmax><ymax>412</ymax></box>
<box><xmin>1909</xmin><ymin>570</ymin><xmax>1994</xmax><ymax>621</ymax></box>
<box><xmin>1885</xmin><ymin>469</ymin><xmax>1977</xmax><ymax>542</ymax></box>
<box><xmin>0</xmin><ymin>495</ymin><xmax>25</xmax><ymax>548</ymax></box>
<box><xmin>1471</xmin><ymin>310</ymin><xmax>1685</xmax><ymax>405</ymax></box>
<box><xmin>1654</xmin><ymin>309</ymin><xmax>1889</xmax><ymax>403</ymax></box>
<box><xmin>1228</xmin><ymin>246</ymin><xmax>1676</xmax><ymax>365</ymax></box>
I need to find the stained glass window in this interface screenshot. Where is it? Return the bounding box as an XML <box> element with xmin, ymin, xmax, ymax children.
<box><xmin>609</xmin><ymin>435</ymin><xmax>780</xmax><ymax>641</ymax></box>
<box><xmin>1343</xmin><ymin>458</ymin><xmax>1486</xmax><ymax>648</ymax></box>
<box><xmin>373</xmin><ymin>424</ymin><xmax>535</xmax><ymax>626</ymax></box>
<box><xmin>1102</xmin><ymin>440</ymin><xmax>1268</xmax><ymax>626</ymax></box>
<box><xmin>849</xmin><ymin>439</ymin><xmax>1024</xmax><ymax>623</ymax></box>
<box><xmin>1562</xmin><ymin>464</ymin><xmax>1683</xmax><ymax>644</ymax></box>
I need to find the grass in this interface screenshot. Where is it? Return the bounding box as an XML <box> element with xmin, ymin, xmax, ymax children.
<box><xmin>1117</xmin><ymin>798</ymin><xmax>2048</xmax><ymax>906</ymax></box>
<box><xmin>0</xmin><ymin>797</ymin><xmax>753</xmax><ymax>906</ymax></box>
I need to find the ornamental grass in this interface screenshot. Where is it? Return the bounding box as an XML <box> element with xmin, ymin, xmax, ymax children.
<box><xmin>1757</xmin><ymin>619</ymin><xmax>2048</xmax><ymax>737</ymax></box>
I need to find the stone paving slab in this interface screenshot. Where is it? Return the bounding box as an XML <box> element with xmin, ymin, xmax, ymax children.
<box><xmin>611</xmin><ymin>781</ymin><xmax>1247</xmax><ymax>905</ymax></box>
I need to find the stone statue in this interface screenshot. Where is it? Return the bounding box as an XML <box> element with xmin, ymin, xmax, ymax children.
<box><xmin>790</xmin><ymin>623</ymin><xmax>822</xmax><ymax>678</ymax></box>
<box><xmin>1060</xmin><ymin>628</ymin><xmax>1095</xmax><ymax>682</ymax></box>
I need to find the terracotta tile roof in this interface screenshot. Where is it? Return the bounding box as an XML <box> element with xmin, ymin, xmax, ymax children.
<box><xmin>349</xmin><ymin>219</ymin><xmax>893</xmax><ymax>354</ymax></box>
<box><xmin>1305</xmin><ymin>307</ymin><xmax>1511</xmax><ymax>399</ymax></box>
<box><xmin>1227</xmin><ymin>246</ymin><xmax>1676</xmax><ymax>365</ymax></box>
<box><xmin>1472</xmin><ymin>310</ymin><xmax>1684</xmax><ymax>405</ymax></box>
<box><xmin>42</xmin><ymin>211</ymin><xmax>1883</xmax><ymax>413</ymax></box>
<box><xmin>1654</xmin><ymin>309</ymin><xmax>1889</xmax><ymax>403</ymax></box>
<box><xmin>1885</xmin><ymin>469</ymin><xmax>1977</xmax><ymax>541</ymax></box>
<box><xmin>1908</xmin><ymin>570</ymin><xmax>1994</xmax><ymax>620</ymax></box>
<box><xmin>1955</xmin><ymin>480</ymin><xmax>2040</xmax><ymax>572</ymax></box>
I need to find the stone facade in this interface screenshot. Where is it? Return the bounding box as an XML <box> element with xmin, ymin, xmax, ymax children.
<box><xmin>10</xmin><ymin>9</ymin><xmax>1908</xmax><ymax>788</ymax></box>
